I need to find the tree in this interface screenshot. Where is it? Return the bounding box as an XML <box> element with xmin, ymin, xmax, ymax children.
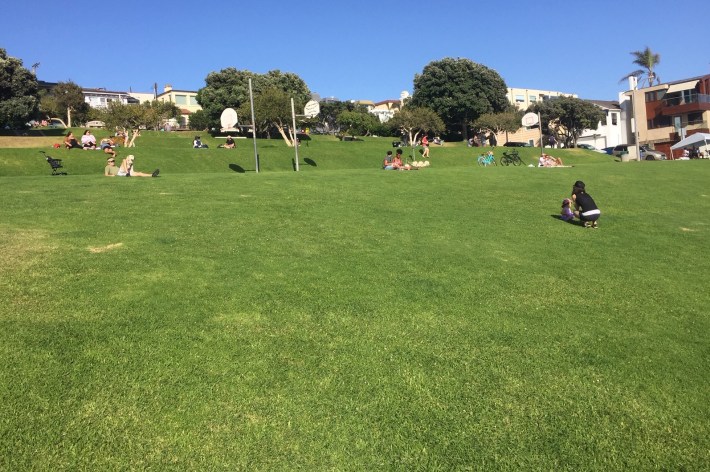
<box><xmin>48</xmin><ymin>81</ymin><xmax>90</xmax><ymax>127</ymax></box>
<box><xmin>621</xmin><ymin>46</ymin><xmax>661</xmax><ymax>87</ymax></box>
<box><xmin>471</xmin><ymin>108</ymin><xmax>524</xmax><ymax>142</ymax></box>
<box><xmin>528</xmin><ymin>97</ymin><xmax>604</xmax><ymax>148</ymax></box>
<box><xmin>336</xmin><ymin>110</ymin><xmax>379</xmax><ymax>138</ymax></box>
<box><xmin>410</xmin><ymin>57</ymin><xmax>508</xmax><ymax>141</ymax></box>
<box><xmin>388</xmin><ymin>106</ymin><xmax>445</xmax><ymax>157</ymax></box>
<box><xmin>197</xmin><ymin>68</ymin><xmax>311</xmax><ymax>125</ymax></box>
<box><xmin>239</xmin><ymin>87</ymin><xmax>303</xmax><ymax>146</ymax></box>
<box><xmin>188</xmin><ymin>109</ymin><xmax>213</xmax><ymax>131</ymax></box>
<box><xmin>97</xmin><ymin>101</ymin><xmax>180</xmax><ymax>147</ymax></box>
<box><xmin>0</xmin><ymin>48</ymin><xmax>39</xmax><ymax>128</ymax></box>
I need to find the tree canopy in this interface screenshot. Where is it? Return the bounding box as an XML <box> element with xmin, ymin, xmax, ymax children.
<box><xmin>97</xmin><ymin>100</ymin><xmax>180</xmax><ymax>147</ymax></box>
<box><xmin>39</xmin><ymin>81</ymin><xmax>89</xmax><ymax>127</ymax></box>
<box><xmin>471</xmin><ymin>107</ymin><xmax>523</xmax><ymax>138</ymax></box>
<box><xmin>0</xmin><ymin>48</ymin><xmax>39</xmax><ymax>128</ymax></box>
<box><xmin>336</xmin><ymin>109</ymin><xmax>379</xmax><ymax>138</ymax></box>
<box><xmin>197</xmin><ymin>68</ymin><xmax>311</xmax><ymax>125</ymax></box>
<box><xmin>388</xmin><ymin>106</ymin><xmax>445</xmax><ymax>148</ymax></box>
<box><xmin>528</xmin><ymin>97</ymin><xmax>604</xmax><ymax>148</ymax></box>
<box><xmin>621</xmin><ymin>46</ymin><xmax>661</xmax><ymax>88</ymax></box>
<box><xmin>410</xmin><ymin>58</ymin><xmax>508</xmax><ymax>140</ymax></box>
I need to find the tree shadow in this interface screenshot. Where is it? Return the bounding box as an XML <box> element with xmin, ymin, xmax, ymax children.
<box><xmin>229</xmin><ymin>164</ymin><xmax>245</xmax><ymax>173</ymax></box>
<box><xmin>304</xmin><ymin>157</ymin><xmax>317</xmax><ymax>167</ymax></box>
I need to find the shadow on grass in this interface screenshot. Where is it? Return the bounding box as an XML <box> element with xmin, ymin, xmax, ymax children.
<box><xmin>229</xmin><ymin>164</ymin><xmax>245</xmax><ymax>173</ymax></box>
<box><xmin>304</xmin><ymin>157</ymin><xmax>317</xmax><ymax>167</ymax></box>
<box><xmin>549</xmin><ymin>214</ymin><xmax>584</xmax><ymax>226</ymax></box>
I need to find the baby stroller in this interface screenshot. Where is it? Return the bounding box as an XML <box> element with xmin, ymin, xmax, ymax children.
<box><xmin>40</xmin><ymin>151</ymin><xmax>67</xmax><ymax>175</ymax></box>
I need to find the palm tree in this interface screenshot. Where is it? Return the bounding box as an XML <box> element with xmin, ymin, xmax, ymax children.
<box><xmin>620</xmin><ymin>47</ymin><xmax>661</xmax><ymax>88</ymax></box>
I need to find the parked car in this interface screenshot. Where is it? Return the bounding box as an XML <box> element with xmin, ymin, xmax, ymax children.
<box><xmin>602</xmin><ymin>146</ymin><xmax>615</xmax><ymax>155</ymax></box>
<box><xmin>612</xmin><ymin>144</ymin><xmax>667</xmax><ymax>160</ymax></box>
<box><xmin>504</xmin><ymin>141</ymin><xmax>531</xmax><ymax>147</ymax></box>
<box><xmin>86</xmin><ymin>120</ymin><xmax>105</xmax><ymax>128</ymax></box>
<box><xmin>576</xmin><ymin>143</ymin><xmax>606</xmax><ymax>153</ymax></box>
<box><xmin>47</xmin><ymin>118</ymin><xmax>67</xmax><ymax>128</ymax></box>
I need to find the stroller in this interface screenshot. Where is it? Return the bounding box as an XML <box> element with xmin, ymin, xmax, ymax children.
<box><xmin>40</xmin><ymin>151</ymin><xmax>67</xmax><ymax>175</ymax></box>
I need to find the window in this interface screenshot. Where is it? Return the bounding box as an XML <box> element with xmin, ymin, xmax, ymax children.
<box><xmin>687</xmin><ymin>112</ymin><xmax>703</xmax><ymax>125</ymax></box>
<box><xmin>529</xmin><ymin>95</ymin><xmax>537</xmax><ymax>102</ymax></box>
<box><xmin>188</xmin><ymin>96</ymin><xmax>199</xmax><ymax>106</ymax></box>
<box><xmin>645</xmin><ymin>91</ymin><xmax>658</xmax><ymax>102</ymax></box>
<box><xmin>515</xmin><ymin>94</ymin><xmax>524</xmax><ymax>103</ymax></box>
<box><xmin>611</xmin><ymin>113</ymin><xmax>618</xmax><ymax>126</ymax></box>
<box><xmin>647</xmin><ymin>116</ymin><xmax>671</xmax><ymax>129</ymax></box>
<box><xmin>175</xmin><ymin>95</ymin><xmax>187</xmax><ymax>105</ymax></box>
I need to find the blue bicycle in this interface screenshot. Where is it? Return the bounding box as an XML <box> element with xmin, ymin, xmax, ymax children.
<box><xmin>477</xmin><ymin>152</ymin><xmax>497</xmax><ymax>166</ymax></box>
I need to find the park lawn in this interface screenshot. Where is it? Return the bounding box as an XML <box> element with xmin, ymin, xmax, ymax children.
<box><xmin>0</xmin><ymin>134</ymin><xmax>708</xmax><ymax>470</ymax></box>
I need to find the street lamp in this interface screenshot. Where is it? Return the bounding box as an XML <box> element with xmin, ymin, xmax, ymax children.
<box><xmin>629</xmin><ymin>76</ymin><xmax>642</xmax><ymax>161</ymax></box>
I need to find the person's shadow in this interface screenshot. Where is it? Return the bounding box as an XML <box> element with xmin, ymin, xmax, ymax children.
<box><xmin>549</xmin><ymin>214</ymin><xmax>584</xmax><ymax>226</ymax></box>
<box><xmin>229</xmin><ymin>164</ymin><xmax>245</xmax><ymax>173</ymax></box>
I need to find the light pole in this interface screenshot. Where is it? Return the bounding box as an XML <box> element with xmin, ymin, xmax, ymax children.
<box><xmin>629</xmin><ymin>76</ymin><xmax>642</xmax><ymax>161</ymax></box>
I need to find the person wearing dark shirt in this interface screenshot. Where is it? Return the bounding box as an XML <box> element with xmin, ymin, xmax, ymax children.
<box><xmin>224</xmin><ymin>135</ymin><xmax>235</xmax><ymax>149</ymax></box>
<box><xmin>571</xmin><ymin>180</ymin><xmax>601</xmax><ymax>228</ymax></box>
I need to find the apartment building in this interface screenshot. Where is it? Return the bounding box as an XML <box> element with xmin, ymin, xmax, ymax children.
<box><xmin>156</xmin><ymin>84</ymin><xmax>202</xmax><ymax>128</ymax></box>
<box><xmin>619</xmin><ymin>74</ymin><xmax>710</xmax><ymax>157</ymax></box>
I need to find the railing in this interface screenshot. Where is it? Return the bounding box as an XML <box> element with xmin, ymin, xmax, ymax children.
<box><xmin>662</xmin><ymin>93</ymin><xmax>710</xmax><ymax>107</ymax></box>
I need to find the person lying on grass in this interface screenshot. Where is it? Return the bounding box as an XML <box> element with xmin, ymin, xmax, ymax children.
<box><xmin>538</xmin><ymin>153</ymin><xmax>565</xmax><ymax>167</ymax></box>
<box><xmin>104</xmin><ymin>157</ymin><xmax>119</xmax><ymax>176</ymax></box>
<box><xmin>117</xmin><ymin>155</ymin><xmax>159</xmax><ymax>177</ymax></box>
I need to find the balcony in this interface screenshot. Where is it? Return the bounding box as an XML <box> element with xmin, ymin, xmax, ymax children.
<box><xmin>661</xmin><ymin>93</ymin><xmax>710</xmax><ymax>115</ymax></box>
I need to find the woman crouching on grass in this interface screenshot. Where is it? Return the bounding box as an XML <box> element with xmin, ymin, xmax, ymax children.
<box><xmin>117</xmin><ymin>155</ymin><xmax>159</xmax><ymax>177</ymax></box>
<box><xmin>572</xmin><ymin>180</ymin><xmax>600</xmax><ymax>228</ymax></box>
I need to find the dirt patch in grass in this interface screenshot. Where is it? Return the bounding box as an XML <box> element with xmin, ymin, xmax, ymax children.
<box><xmin>0</xmin><ymin>136</ymin><xmax>62</xmax><ymax>148</ymax></box>
<box><xmin>88</xmin><ymin>242</ymin><xmax>124</xmax><ymax>253</ymax></box>
<box><xmin>0</xmin><ymin>227</ymin><xmax>57</xmax><ymax>274</ymax></box>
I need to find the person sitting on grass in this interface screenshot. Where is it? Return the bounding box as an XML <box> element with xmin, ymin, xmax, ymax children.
<box><xmin>560</xmin><ymin>198</ymin><xmax>574</xmax><ymax>221</ymax></box>
<box><xmin>224</xmin><ymin>135</ymin><xmax>235</xmax><ymax>149</ymax></box>
<box><xmin>571</xmin><ymin>180</ymin><xmax>600</xmax><ymax>228</ymax></box>
<box><xmin>64</xmin><ymin>132</ymin><xmax>82</xmax><ymax>149</ymax></box>
<box><xmin>116</xmin><ymin>155</ymin><xmax>159</xmax><ymax>177</ymax></box>
<box><xmin>81</xmin><ymin>130</ymin><xmax>97</xmax><ymax>150</ymax></box>
<box><xmin>193</xmin><ymin>136</ymin><xmax>208</xmax><ymax>148</ymax></box>
<box><xmin>392</xmin><ymin>151</ymin><xmax>403</xmax><ymax>169</ymax></box>
<box><xmin>383</xmin><ymin>151</ymin><xmax>395</xmax><ymax>170</ymax></box>
<box><xmin>104</xmin><ymin>156</ymin><xmax>119</xmax><ymax>176</ymax></box>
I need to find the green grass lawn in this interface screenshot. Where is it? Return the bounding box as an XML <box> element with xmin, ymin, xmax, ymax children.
<box><xmin>1</xmin><ymin>133</ymin><xmax>708</xmax><ymax>470</ymax></box>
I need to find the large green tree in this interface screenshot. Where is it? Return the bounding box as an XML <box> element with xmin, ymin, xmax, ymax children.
<box><xmin>471</xmin><ymin>107</ymin><xmax>524</xmax><ymax>143</ymax></box>
<box><xmin>388</xmin><ymin>106</ymin><xmax>445</xmax><ymax>157</ymax></box>
<box><xmin>98</xmin><ymin>101</ymin><xmax>180</xmax><ymax>147</ymax></box>
<box><xmin>410</xmin><ymin>58</ymin><xmax>508</xmax><ymax>141</ymax></box>
<box><xmin>0</xmin><ymin>48</ymin><xmax>39</xmax><ymax>128</ymax></box>
<box><xmin>336</xmin><ymin>109</ymin><xmax>379</xmax><ymax>138</ymax></box>
<box><xmin>621</xmin><ymin>46</ymin><xmax>661</xmax><ymax>88</ymax></box>
<box><xmin>197</xmin><ymin>68</ymin><xmax>310</xmax><ymax>125</ymax></box>
<box><xmin>528</xmin><ymin>97</ymin><xmax>604</xmax><ymax>148</ymax></box>
<box><xmin>42</xmin><ymin>81</ymin><xmax>89</xmax><ymax>127</ymax></box>
<box><xmin>239</xmin><ymin>87</ymin><xmax>302</xmax><ymax>146</ymax></box>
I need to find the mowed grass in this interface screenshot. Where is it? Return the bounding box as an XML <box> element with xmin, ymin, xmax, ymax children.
<box><xmin>0</xmin><ymin>133</ymin><xmax>708</xmax><ymax>470</ymax></box>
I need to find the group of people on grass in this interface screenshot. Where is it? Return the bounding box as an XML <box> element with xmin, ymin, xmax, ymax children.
<box><xmin>561</xmin><ymin>180</ymin><xmax>601</xmax><ymax>228</ymax></box>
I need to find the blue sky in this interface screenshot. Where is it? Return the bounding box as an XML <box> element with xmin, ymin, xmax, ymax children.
<box><xmin>2</xmin><ymin>0</ymin><xmax>708</xmax><ymax>102</ymax></box>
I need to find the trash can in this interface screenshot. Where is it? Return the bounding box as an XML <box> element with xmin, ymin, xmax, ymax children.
<box><xmin>620</xmin><ymin>152</ymin><xmax>631</xmax><ymax>162</ymax></box>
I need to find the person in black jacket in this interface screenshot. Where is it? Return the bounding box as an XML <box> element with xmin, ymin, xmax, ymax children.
<box><xmin>571</xmin><ymin>180</ymin><xmax>601</xmax><ymax>228</ymax></box>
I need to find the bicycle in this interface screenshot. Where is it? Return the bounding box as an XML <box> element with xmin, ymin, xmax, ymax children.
<box><xmin>500</xmin><ymin>149</ymin><xmax>526</xmax><ymax>166</ymax></box>
<box><xmin>477</xmin><ymin>152</ymin><xmax>497</xmax><ymax>166</ymax></box>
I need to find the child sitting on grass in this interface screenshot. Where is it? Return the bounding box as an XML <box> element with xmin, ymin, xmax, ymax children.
<box><xmin>560</xmin><ymin>198</ymin><xmax>574</xmax><ymax>221</ymax></box>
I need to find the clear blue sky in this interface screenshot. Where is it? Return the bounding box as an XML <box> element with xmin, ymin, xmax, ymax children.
<box><xmin>2</xmin><ymin>0</ymin><xmax>708</xmax><ymax>102</ymax></box>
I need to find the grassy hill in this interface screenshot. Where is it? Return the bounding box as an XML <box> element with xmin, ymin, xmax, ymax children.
<box><xmin>1</xmin><ymin>132</ymin><xmax>708</xmax><ymax>470</ymax></box>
